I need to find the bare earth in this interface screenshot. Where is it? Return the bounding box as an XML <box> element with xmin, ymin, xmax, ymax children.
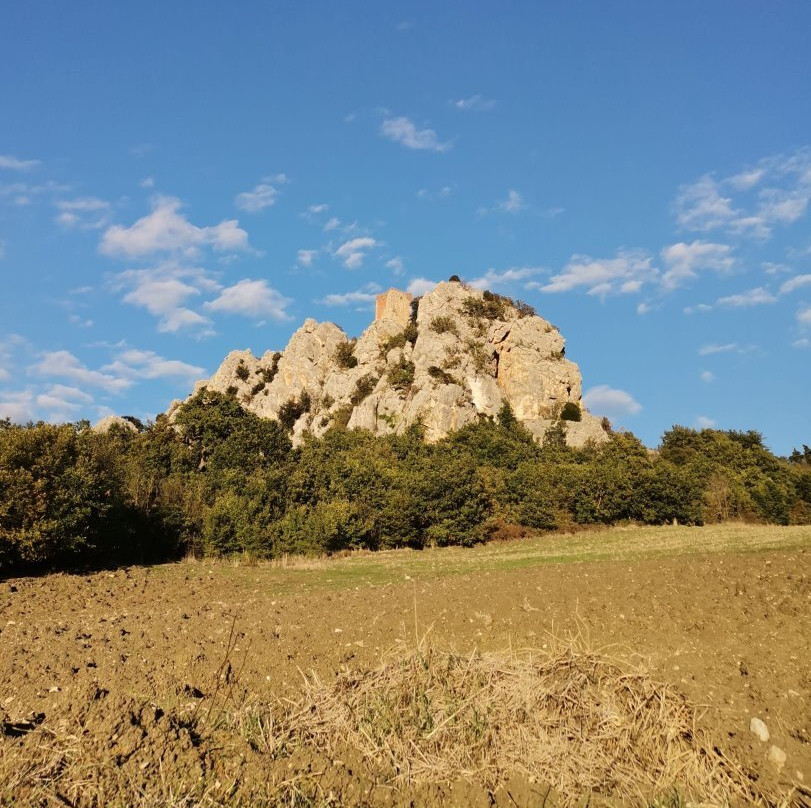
<box><xmin>1</xmin><ymin>524</ymin><xmax>809</xmax><ymax>806</ymax></box>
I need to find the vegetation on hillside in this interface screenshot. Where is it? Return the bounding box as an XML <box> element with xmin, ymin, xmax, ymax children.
<box><xmin>1</xmin><ymin>393</ymin><xmax>809</xmax><ymax>571</ymax></box>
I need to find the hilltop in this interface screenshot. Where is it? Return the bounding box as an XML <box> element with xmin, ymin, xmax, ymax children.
<box><xmin>169</xmin><ymin>280</ymin><xmax>609</xmax><ymax>447</ymax></box>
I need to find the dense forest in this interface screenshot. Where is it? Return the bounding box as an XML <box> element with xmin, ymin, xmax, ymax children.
<box><xmin>1</xmin><ymin>389</ymin><xmax>809</xmax><ymax>573</ymax></box>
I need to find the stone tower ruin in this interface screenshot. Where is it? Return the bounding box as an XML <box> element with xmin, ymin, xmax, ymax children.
<box><xmin>375</xmin><ymin>289</ymin><xmax>413</xmax><ymax>327</ymax></box>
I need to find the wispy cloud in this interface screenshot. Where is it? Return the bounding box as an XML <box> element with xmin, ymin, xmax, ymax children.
<box><xmin>0</xmin><ymin>154</ymin><xmax>41</xmax><ymax>171</ymax></box>
<box><xmin>297</xmin><ymin>249</ymin><xmax>318</xmax><ymax>268</ymax></box>
<box><xmin>697</xmin><ymin>342</ymin><xmax>753</xmax><ymax>356</ymax></box>
<box><xmin>716</xmin><ymin>287</ymin><xmax>777</xmax><ymax>307</ymax></box>
<box><xmin>385</xmin><ymin>257</ymin><xmax>405</xmax><ymax>275</ymax></box>
<box><xmin>700</xmin><ymin>371</ymin><xmax>715</xmax><ymax>383</ymax></box>
<box><xmin>479</xmin><ymin>189</ymin><xmax>527</xmax><ymax>216</ymax></box>
<box><xmin>531</xmin><ymin>249</ymin><xmax>657</xmax><ymax>298</ymax></box>
<box><xmin>100</xmin><ymin>196</ymin><xmax>249</xmax><ymax>258</ymax></box>
<box><xmin>673</xmin><ymin>148</ymin><xmax>811</xmax><ymax>240</ymax></box>
<box><xmin>333</xmin><ymin>236</ymin><xmax>379</xmax><ymax>269</ymax></box>
<box><xmin>380</xmin><ymin>116</ymin><xmax>451</xmax><ymax>152</ymax></box>
<box><xmin>451</xmin><ymin>94</ymin><xmax>496</xmax><ymax>112</ymax></box>
<box><xmin>696</xmin><ymin>415</ymin><xmax>717</xmax><ymax>429</ymax></box>
<box><xmin>235</xmin><ymin>174</ymin><xmax>287</xmax><ymax>213</ymax></box>
<box><xmin>780</xmin><ymin>274</ymin><xmax>811</xmax><ymax>294</ymax></box>
<box><xmin>203</xmin><ymin>279</ymin><xmax>293</xmax><ymax>321</ymax></box>
<box><xmin>32</xmin><ymin>350</ymin><xmax>132</xmax><ymax>393</ymax></box>
<box><xmin>406</xmin><ymin>277</ymin><xmax>438</xmax><ymax>296</ymax></box>
<box><xmin>110</xmin><ymin>263</ymin><xmax>219</xmax><ymax>334</ymax></box>
<box><xmin>469</xmin><ymin>266</ymin><xmax>541</xmax><ymax>290</ymax></box>
<box><xmin>583</xmin><ymin>385</ymin><xmax>642</xmax><ymax>417</ymax></box>
<box><xmin>660</xmin><ymin>241</ymin><xmax>734</xmax><ymax>289</ymax></box>
<box><xmin>102</xmin><ymin>349</ymin><xmax>204</xmax><ymax>383</ymax></box>
<box><xmin>318</xmin><ymin>282</ymin><xmax>382</xmax><ymax>307</ymax></box>
<box><xmin>798</xmin><ymin>305</ymin><xmax>811</xmax><ymax>327</ymax></box>
<box><xmin>54</xmin><ymin>196</ymin><xmax>112</xmax><ymax>230</ymax></box>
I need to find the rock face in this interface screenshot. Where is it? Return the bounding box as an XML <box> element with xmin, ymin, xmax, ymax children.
<box><xmin>169</xmin><ymin>282</ymin><xmax>609</xmax><ymax>447</ymax></box>
<box><xmin>92</xmin><ymin>415</ymin><xmax>138</xmax><ymax>434</ymax></box>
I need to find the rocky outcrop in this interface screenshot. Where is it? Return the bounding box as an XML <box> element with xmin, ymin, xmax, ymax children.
<box><xmin>168</xmin><ymin>282</ymin><xmax>609</xmax><ymax>447</ymax></box>
<box><xmin>92</xmin><ymin>415</ymin><xmax>138</xmax><ymax>434</ymax></box>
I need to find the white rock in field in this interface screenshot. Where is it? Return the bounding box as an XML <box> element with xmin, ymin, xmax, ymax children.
<box><xmin>173</xmin><ymin>281</ymin><xmax>611</xmax><ymax>448</ymax></box>
<box><xmin>749</xmin><ymin>717</ymin><xmax>770</xmax><ymax>742</ymax></box>
<box><xmin>768</xmin><ymin>744</ymin><xmax>786</xmax><ymax>770</ymax></box>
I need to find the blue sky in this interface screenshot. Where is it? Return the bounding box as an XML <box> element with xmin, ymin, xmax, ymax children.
<box><xmin>1</xmin><ymin>1</ymin><xmax>809</xmax><ymax>453</ymax></box>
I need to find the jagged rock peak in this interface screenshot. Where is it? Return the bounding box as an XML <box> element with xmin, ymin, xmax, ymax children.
<box><xmin>168</xmin><ymin>281</ymin><xmax>609</xmax><ymax>447</ymax></box>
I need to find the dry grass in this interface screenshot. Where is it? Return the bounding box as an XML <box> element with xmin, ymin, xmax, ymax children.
<box><xmin>277</xmin><ymin>632</ymin><xmax>765</xmax><ymax>807</ymax></box>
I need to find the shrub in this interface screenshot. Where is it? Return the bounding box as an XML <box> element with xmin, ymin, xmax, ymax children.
<box><xmin>513</xmin><ymin>299</ymin><xmax>537</xmax><ymax>318</ymax></box>
<box><xmin>235</xmin><ymin>360</ymin><xmax>250</xmax><ymax>382</ymax></box>
<box><xmin>350</xmin><ymin>374</ymin><xmax>378</xmax><ymax>405</ymax></box>
<box><xmin>257</xmin><ymin>352</ymin><xmax>282</xmax><ymax>384</ymax></box>
<box><xmin>278</xmin><ymin>392</ymin><xmax>312</xmax><ymax>431</ymax></box>
<box><xmin>335</xmin><ymin>340</ymin><xmax>358</xmax><ymax>369</ymax></box>
<box><xmin>462</xmin><ymin>290</ymin><xmax>509</xmax><ymax>321</ymax></box>
<box><xmin>251</xmin><ymin>381</ymin><xmax>266</xmax><ymax>395</ymax></box>
<box><xmin>427</xmin><ymin>366</ymin><xmax>458</xmax><ymax>385</ymax></box>
<box><xmin>430</xmin><ymin>316</ymin><xmax>459</xmax><ymax>336</ymax></box>
<box><xmin>387</xmin><ymin>358</ymin><xmax>415</xmax><ymax>391</ymax></box>
<box><xmin>561</xmin><ymin>402</ymin><xmax>582</xmax><ymax>422</ymax></box>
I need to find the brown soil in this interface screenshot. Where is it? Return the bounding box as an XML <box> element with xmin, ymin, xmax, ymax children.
<box><xmin>1</xmin><ymin>526</ymin><xmax>809</xmax><ymax>806</ymax></box>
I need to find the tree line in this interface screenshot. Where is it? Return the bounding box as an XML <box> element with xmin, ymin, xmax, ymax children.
<box><xmin>1</xmin><ymin>389</ymin><xmax>809</xmax><ymax>572</ymax></box>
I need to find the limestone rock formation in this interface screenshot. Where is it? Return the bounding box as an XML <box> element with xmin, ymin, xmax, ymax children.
<box><xmin>168</xmin><ymin>282</ymin><xmax>609</xmax><ymax>447</ymax></box>
<box><xmin>92</xmin><ymin>415</ymin><xmax>138</xmax><ymax>434</ymax></box>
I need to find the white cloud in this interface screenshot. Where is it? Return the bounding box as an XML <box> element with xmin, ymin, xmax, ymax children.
<box><xmin>308</xmin><ymin>203</ymin><xmax>328</xmax><ymax>214</ymax></box>
<box><xmin>780</xmin><ymin>274</ymin><xmax>811</xmax><ymax>294</ymax></box>
<box><xmin>583</xmin><ymin>385</ymin><xmax>642</xmax><ymax>417</ymax></box>
<box><xmin>532</xmin><ymin>249</ymin><xmax>657</xmax><ymax>297</ymax></box>
<box><xmin>102</xmin><ymin>349</ymin><xmax>204</xmax><ymax>383</ymax></box>
<box><xmin>324</xmin><ymin>217</ymin><xmax>341</xmax><ymax>232</ymax></box>
<box><xmin>469</xmin><ymin>266</ymin><xmax>541</xmax><ymax>290</ymax></box>
<box><xmin>696</xmin><ymin>415</ymin><xmax>717</xmax><ymax>429</ymax></box>
<box><xmin>380</xmin><ymin>117</ymin><xmax>450</xmax><ymax>152</ymax></box>
<box><xmin>700</xmin><ymin>371</ymin><xmax>715</xmax><ymax>383</ymax></box>
<box><xmin>0</xmin><ymin>155</ymin><xmax>41</xmax><ymax>171</ymax></box>
<box><xmin>452</xmin><ymin>94</ymin><xmax>496</xmax><ymax>112</ymax></box>
<box><xmin>417</xmin><ymin>184</ymin><xmax>454</xmax><ymax>201</ymax></box>
<box><xmin>235</xmin><ymin>175</ymin><xmax>287</xmax><ymax>213</ymax></box>
<box><xmin>727</xmin><ymin>169</ymin><xmax>766</xmax><ymax>190</ymax></box>
<box><xmin>798</xmin><ymin>305</ymin><xmax>811</xmax><ymax>326</ymax></box>
<box><xmin>204</xmin><ymin>279</ymin><xmax>293</xmax><ymax>321</ymax></box>
<box><xmin>54</xmin><ymin>196</ymin><xmax>112</xmax><ymax>230</ymax></box>
<box><xmin>716</xmin><ymin>287</ymin><xmax>777</xmax><ymax>308</ymax></box>
<box><xmin>100</xmin><ymin>196</ymin><xmax>249</xmax><ymax>258</ymax></box>
<box><xmin>140</xmin><ymin>176</ymin><xmax>155</xmax><ymax>189</ymax></box>
<box><xmin>674</xmin><ymin>148</ymin><xmax>811</xmax><ymax>240</ymax></box>
<box><xmin>297</xmin><ymin>249</ymin><xmax>318</xmax><ymax>267</ymax></box>
<box><xmin>385</xmin><ymin>257</ymin><xmax>405</xmax><ymax>275</ymax></box>
<box><xmin>407</xmin><ymin>277</ymin><xmax>438</xmax><ymax>296</ymax></box>
<box><xmin>499</xmin><ymin>189</ymin><xmax>526</xmax><ymax>214</ymax></box>
<box><xmin>674</xmin><ymin>175</ymin><xmax>738</xmax><ymax>232</ymax></box>
<box><xmin>35</xmin><ymin>384</ymin><xmax>95</xmax><ymax>418</ymax></box>
<box><xmin>111</xmin><ymin>263</ymin><xmax>218</xmax><ymax>334</ymax></box>
<box><xmin>698</xmin><ymin>343</ymin><xmax>738</xmax><ymax>356</ymax></box>
<box><xmin>334</xmin><ymin>236</ymin><xmax>379</xmax><ymax>269</ymax></box>
<box><xmin>0</xmin><ymin>390</ymin><xmax>35</xmax><ymax>422</ymax></box>
<box><xmin>792</xmin><ymin>337</ymin><xmax>810</xmax><ymax>349</ymax></box>
<box><xmin>32</xmin><ymin>351</ymin><xmax>131</xmax><ymax>393</ymax></box>
<box><xmin>319</xmin><ymin>282</ymin><xmax>382</xmax><ymax>307</ymax></box>
<box><xmin>660</xmin><ymin>241</ymin><xmax>734</xmax><ymax>289</ymax></box>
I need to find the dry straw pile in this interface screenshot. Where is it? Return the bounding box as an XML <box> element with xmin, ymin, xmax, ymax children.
<box><xmin>282</xmin><ymin>636</ymin><xmax>761</xmax><ymax>806</ymax></box>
